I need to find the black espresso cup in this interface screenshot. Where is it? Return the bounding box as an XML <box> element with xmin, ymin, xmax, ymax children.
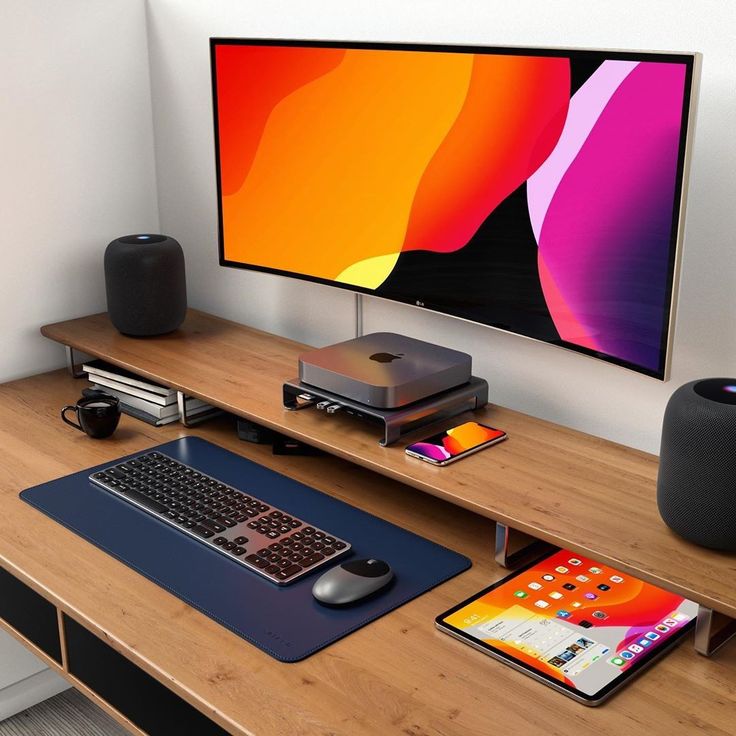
<box><xmin>61</xmin><ymin>395</ymin><xmax>121</xmax><ymax>439</ymax></box>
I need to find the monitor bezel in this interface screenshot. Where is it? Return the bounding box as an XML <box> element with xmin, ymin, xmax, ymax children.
<box><xmin>210</xmin><ymin>38</ymin><xmax>700</xmax><ymax>380</ymax></box>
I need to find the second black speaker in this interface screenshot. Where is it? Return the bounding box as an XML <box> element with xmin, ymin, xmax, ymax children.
<box><xmin>657</xmin><ymin>378</ymin><xmax>736</xmax><ymax>551</ymax></box>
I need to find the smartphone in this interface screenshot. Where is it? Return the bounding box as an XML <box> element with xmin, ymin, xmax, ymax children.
<box><xmin>405</xmin><ymin>421</ymin><xmax>507</xmax><ymax>466</ymax></box>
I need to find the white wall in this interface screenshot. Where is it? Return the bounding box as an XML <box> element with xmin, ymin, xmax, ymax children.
<box><xmin>0</xmin><ymin>0</ymin><xmax>159</xmax><ymax>714</ymax></box>
<box><xmin>0</xmin><ymin>0</ymin><xmax>160</xmax><ymax>383</ymax></box>
<box><xmin>145</xmin><ymin>0</ymin><xmax>736</xmax><ymax>454</ymax></box>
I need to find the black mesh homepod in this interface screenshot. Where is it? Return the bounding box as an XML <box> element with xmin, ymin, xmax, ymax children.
<box><xmin>657</xmin><ymin>378</ymin><xmax>736</xmax><ymax>551</ymax></box>
<box><xmin>104</xmin><ymin>234</ymin><xmax>187</xmax><ymax>336</ymax></box>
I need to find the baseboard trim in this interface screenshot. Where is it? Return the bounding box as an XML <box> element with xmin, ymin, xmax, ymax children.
<box><xmin>0</xmin><ymin>668</ymin><xmax>70</xmax><ymax>722</ymax></box>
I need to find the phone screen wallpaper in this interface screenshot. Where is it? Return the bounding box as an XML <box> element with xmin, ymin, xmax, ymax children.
<box><xmin>443</xmin><ymin>549</ymin><xmax>696</xmax><ymax>696</ymax></box>
<box><xmin>408</xmin><ymin>422</ymin><xmax>504</xmax><ymax>462</ymax></box>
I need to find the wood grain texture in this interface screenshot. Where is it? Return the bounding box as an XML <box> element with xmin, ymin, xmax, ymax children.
<box><xmin>0</xmin><ymin>369</ymin><xmax>735</xmax><ymax>735</ymax></box>
<box><xmin>41</xmin><ymin>311</ymin><xmax>736</xmax><ymax>619</ymax></box>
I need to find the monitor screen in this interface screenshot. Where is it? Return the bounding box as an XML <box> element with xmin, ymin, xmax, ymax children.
<box><xmin>211</xmin><ymin>40</ymin><xmax>697</xmax><ymax>379</ymax></box>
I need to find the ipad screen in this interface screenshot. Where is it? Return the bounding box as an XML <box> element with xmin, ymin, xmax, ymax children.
<box><xmin>438</xmin><ymin>549</ymin><xmax>697</xmax><ymax>700</ymax></box>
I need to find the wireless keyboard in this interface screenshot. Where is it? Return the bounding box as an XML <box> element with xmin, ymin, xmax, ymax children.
<box><xmin>89</xmin><ymin>451</ymin><xmax>350</xmax><ymax>584</ymax></box>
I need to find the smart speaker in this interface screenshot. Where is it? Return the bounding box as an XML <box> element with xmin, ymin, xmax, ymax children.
<box><xmin>104</xmin><ymin>234</ymin><xmax>187</xmax><ymax>336</ymax></box>
<box><xmin>657</xmin><ymin>378</ymin><xmax>736</xmax><ymax>551</ymax></box>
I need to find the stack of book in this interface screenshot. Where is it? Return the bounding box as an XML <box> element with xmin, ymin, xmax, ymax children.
<box><xmin>83</xmin><ymin>359</ymin><xmax>216</xmax><ymax>426</ymax></box>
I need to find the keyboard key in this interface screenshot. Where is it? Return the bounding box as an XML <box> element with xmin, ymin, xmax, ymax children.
<box><xmin>266</xmin><ymin>531</ymin><xmax>280</xmax><ymax>539</ymax></box>
<box><xmin>268</xmin><ymin>543</ymin><xmax>283</xmax><ymax>551</ymax></box>
<box><xmin>304</xmin><ymin>526</ymin><xmax>316</xmax><ymax>534</ymax></box>
<box><xmin>192</xmin><ymin>525</ymin><xmax>214</xmax><ymax>539</ymax></box>
<box><xmin>265</xmin><ymin>564</ymin><xmax>280</xmax><ymax>574</ymax></box>
<box><xmin>300</xmin><ymin>553</ymin><xmax>325</xmax><ymax>567</ymax></box>
<box><xmin>233</xmin><ymin>536</ymin><xmax>248</xmax><ymax>545</ymax></box>
<box><xmin>275</xmin><ymin>564</ymin><xmax>302</xmax><ymax>580</ymax></box>
<box><xmin>323</xmin><ymin>547</ymin><xmax>336</xmax><ymax>556</ymax></box>
<box><xmin>245</xmin><ymin>555</ymin><xmax>269</xmax><ymax>569</ymax></box>
<box><xmin>323</xmin><ymin>536</ymin><xmax>336</xmax><ymax>544</ymax></box>
<box><xmin>118</xmin><ymin>489</ymin><xmax>168</xmax><ymax>514</ymax></box>
<box><xmin>215</xmin><ymin>516</ymin><xmax>236</xmax><ymax>528</ymax></box>
<box><xmin>202</xmin><ymin>520</ymin><xmax>226</xmax><ymax>534</ymax></box>
<box><xmin>289</xmin><ymin>520</ymin><xmax>302</xmax><ymax>528</ymax></box>
<box><xmin>233</xmin><ymin>546</ymin><xmax>246</xmax><ymax>556</ymax></box>
<box><xmin>288</xmin><ymin>553</ymin><xmax>304</xmax><ymax>562</ymax></box>
<box><xmin>224</xmin><ymin>542</ymin><xmax>236</xmax><ymax>551</ymax></box>
<box><xmin>312</xmin><ymin>542</ymin><xmax>325</xmax><ymax>551</ymax></box>
<box><xmin>333</xmin><ymin>541</ymin><xmax>346</xmax><ymax>550</ymax></box>
<box><xmin>313</xmin><ymin>531</ymin><xmax>325</xmax><ymax>540</ymax></box>
<box><xmin>269</xmin><ymin>511</ymin><xmax>282</xmax><ymax>518</ymax></box>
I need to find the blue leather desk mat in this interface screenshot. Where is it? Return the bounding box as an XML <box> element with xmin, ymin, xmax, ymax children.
<box><xmin>20</xmin><ymin>436</ymin><xmax>470</xmax><ymax>662</ymax></box>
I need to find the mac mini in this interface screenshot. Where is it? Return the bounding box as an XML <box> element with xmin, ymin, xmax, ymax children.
<box><xmin>298</xmin><ymin>333</ymin><xmax>472</xmax><ymax>409</ymax></box>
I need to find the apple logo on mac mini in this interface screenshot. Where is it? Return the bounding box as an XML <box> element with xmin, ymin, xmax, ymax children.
<box><xmin>369</xmin><ymin>352</ymin><xmax>403</xmax><ymax>363</ymax></box>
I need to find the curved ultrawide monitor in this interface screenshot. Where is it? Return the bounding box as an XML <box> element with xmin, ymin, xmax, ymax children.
<box><xmin>211</xmin><ymin>39</ymin><xmax>699</xmax><ymax>379</ymax></box>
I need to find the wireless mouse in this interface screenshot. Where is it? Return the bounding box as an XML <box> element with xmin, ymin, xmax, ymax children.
<box><xmin>312</xmin><ymin>558</ymin><xmax>394</xmax><ymax>606</ymax></box>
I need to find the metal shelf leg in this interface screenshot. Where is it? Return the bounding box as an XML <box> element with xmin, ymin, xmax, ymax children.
<box><xmin>694</xmin><ymin>606</ymin><xmax>736</xmax><ymax>656</ymax></box>
<box><xmin>494</xmin><ymin>522</ymin><xmax>552</xmax><ymax>569</ymax></box>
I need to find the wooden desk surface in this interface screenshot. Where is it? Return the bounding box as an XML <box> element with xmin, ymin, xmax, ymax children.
<box><xmin>0</xmin><ymin>369</ymin><xmax>735</xmax><ymax>735</ymax></box>
<box><xmin>41</xmin><ymin>311</ymin><xmax>736</xmax><ymax>619</ymax></box>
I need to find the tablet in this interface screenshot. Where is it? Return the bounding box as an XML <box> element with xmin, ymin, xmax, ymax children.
<box><xmin>436</xmin><ymin>548</ymin><xmax>697</xmax><ymax>705</ymax></box>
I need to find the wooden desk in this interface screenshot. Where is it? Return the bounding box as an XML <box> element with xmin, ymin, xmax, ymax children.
<box><xmin>41</xmin><ymin>311</ymin><xmax>736</xmax><ymax>621</ymax></box>
<box><xmin>0</xmin><ymin>316</ymin><xmax>731</xmax><ymax>735</ymax></box>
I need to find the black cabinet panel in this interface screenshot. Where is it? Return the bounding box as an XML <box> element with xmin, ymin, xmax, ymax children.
<box><xmin>63</xmin><ymin>615</ymin><xmax>230</xmax><ymax>736</ymax></box>
<box><xmin>0</xmin><ymin>565</ymin><xmax>62</xmax><ymax>663</ymax></box>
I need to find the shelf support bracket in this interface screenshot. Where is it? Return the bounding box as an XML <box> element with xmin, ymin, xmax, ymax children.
<box><xmin>177</xmin><ymin>391</ymin><xmax>224</xmax><ymax>427</ymax></box>
<box><xmin>65</xmin><ymin>346</ymin><xmax>86</xmax><ymax>379</ymax></box>
<box><xmin>494</xmin><ymin>522</ymin><xmax>551</xmax><ymax>569</ymax></box>
<box><xmin>694</xmin><ymin>605</ymin><xmax>736</xmax><ymax>656</ymax></box>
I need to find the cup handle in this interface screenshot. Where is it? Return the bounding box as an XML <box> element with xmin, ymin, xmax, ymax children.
<box><xmin>61</xmin><ymin>405</ymin><xmax>83</xmax><ymax>432</ymax></box>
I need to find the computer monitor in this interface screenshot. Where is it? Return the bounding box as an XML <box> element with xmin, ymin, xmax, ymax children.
<box><xmin>210</xmin><ymin>39</ymin><xmax>699</xmax><ymax>379</ymax></box>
